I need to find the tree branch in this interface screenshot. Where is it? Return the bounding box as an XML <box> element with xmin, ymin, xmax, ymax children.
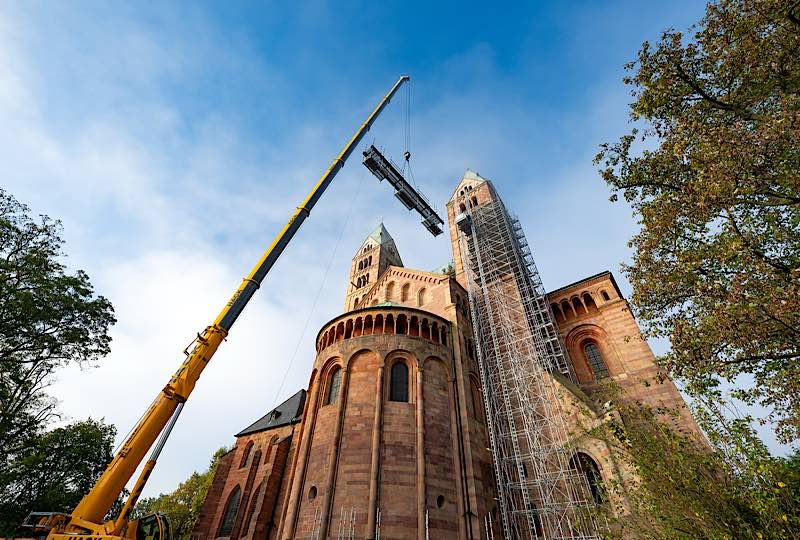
<box><xmin>674</xmin><ymin>62</ymin><xmax>757</xmax><ymax>121</ymax></box>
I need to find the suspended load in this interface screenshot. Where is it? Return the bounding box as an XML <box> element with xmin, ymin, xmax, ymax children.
<box><xmin>362</xmin><ymin>144</ymin><xmax>444</xmax><ymax>237</ymax></box>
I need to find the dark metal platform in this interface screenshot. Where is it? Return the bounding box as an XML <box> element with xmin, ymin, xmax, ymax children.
<box><xmin>362</xmin><ymin>144</ymin><xmax>444</xmax><ymax>237</ymax></box>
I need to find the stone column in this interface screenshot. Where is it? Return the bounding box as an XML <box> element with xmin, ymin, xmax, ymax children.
<box><xmin>416</xmin><ymin>366</ymin><xmax>426</xmax><ymax>540</ymax></box>
<box><xmin>448</xmin><ymin>375</ymin><xmax>468</xmax><ymax>539</ymax></box>
<box><xmin>320</xmin><ymin>366</ymin><xmax>350</xmax><ymax>537</ymax></box>
<box><xmin>366</xmin><ymin>362</ymin><xmax>385</xmax><ymax>539</ymax></box>
<box><xmin>280</xmin><ymin>377</ymin><xmax>322</xmax><ymax>539</ymax></box>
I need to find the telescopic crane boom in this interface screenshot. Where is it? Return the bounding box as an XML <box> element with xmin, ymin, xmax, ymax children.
<box><xmin>27</xmin><ymin>75</ymin><xmax>410</xmax><ymax>540</ymax></box>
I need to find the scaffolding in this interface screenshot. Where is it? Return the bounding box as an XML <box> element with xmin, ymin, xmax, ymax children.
<box><xmin>456</xmin><ymin>195</ymin><xmax>600</xmax><ymax>540</ymax></box>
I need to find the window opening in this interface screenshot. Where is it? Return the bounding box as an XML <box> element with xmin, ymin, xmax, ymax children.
<box><xmin>239</xmin><ymin>442</ymin><xmax>253</xmax><ymax>468</ymax></box>
<box><xmin>389</xmin><ymin>362</ymin><xmax>409</xmax><ymax>402</ymax></box>
<box><xmin>572</xmin><ymin>453</ymin><xmax>605</xmax><ymax>505</ymax></box>
<box><xmin>327</xmin><ymin>367</ymin><xmax>342</xmax><ymax>405</ymax></box>
<box><xmin>218</xmin><ymin>485</ymin><xmax>242</xmax><ymax>537</ymax></box>
<box><xmin>584</xmin><ymin>342</ymin><xmax>609</xmax><ymax>379</ymax></box>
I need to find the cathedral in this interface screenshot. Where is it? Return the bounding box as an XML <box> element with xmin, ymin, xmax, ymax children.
<box><xmin>191</xmin><ymin>171</ymin><xmax>703</xmax><ymax>540</ymax></box>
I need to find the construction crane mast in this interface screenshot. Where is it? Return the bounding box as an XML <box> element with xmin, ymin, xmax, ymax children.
<box><xmin>26</xmin><ymin>75</ymin><xmax>410</xmax><ymax>540</ymax></box>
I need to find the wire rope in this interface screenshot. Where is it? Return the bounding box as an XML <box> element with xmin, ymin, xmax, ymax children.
<box><xmin>269</xmin><ymin>167</ymin><xmax>367</xmax><ymax>411</ymax></box>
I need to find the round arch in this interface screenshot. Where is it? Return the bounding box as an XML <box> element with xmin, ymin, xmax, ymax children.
<box><xmin>564</xmin><ymin>324</ymin><xmax>621</xmax><ymax>383</ymax></box>
<box><xmin>383</xmin><ymin>349</ymin><xmax>419</xmax><ymax>403</ymax></box>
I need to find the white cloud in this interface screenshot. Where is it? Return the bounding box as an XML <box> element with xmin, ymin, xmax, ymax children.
<box><xmin>2</xmin><ymin>0</ymin><xmax>791</xmax><ymax>504</ymax></box>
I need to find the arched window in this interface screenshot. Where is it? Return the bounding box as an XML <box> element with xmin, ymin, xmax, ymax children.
<box><xmin>327</xmin><ymin>367</ymin><xmax>342</xmax><ymax>405</ymax></box>
<box><xmin>217</xmin><ymin>485</ymin><xmax>241</xmax><ymax>537</ymax></box>
<box><xmin>417</xmin><ymin>288</ymin><xmax>427</xmax><ymax>306</ymax></box>
<box><xmin>571</xmin><ymin>453</ymin><xmax>604</xmax><ymax>505</ymax></box>
<box><xmin>459</xmin><ymin>203</ymin><xmax>466</xmax><ymax>213</ymax></box>
<box><xmin>354</xmin><ymin>297</ymin><xmax>360</xmax><ymax>309</ymax></box>
<box><xmin>471</xmin><ymin>380</ymin><xmax>484</xmax><ymax>423</ymax></box>
<box><xmin>386</xmin><ymin>281</ymin><xmax>395</xmax><ymax>300</ymax></box>
<box><xmin>584</xmin><ymin>342</ymin><xmax>609</xmax><ymax>379</ymax></box>
<box><xmin>401</xmin><ymin>283</ymin><xmax>410</xmax><ymax>302</ymax></box>
<box><xmin>389</xmin><ymin>362</ymin><xmax>409</xmax><ymax>402</ymax></box>
<box><xmin>572</xmin><ymin>297</ymin><xmax>586</xmax><ymax>316</ymax></box>
<box><xmin>582</xmin><ymin>292</ymin><xmax>598</xmax><ymax>312</ymax></box>
<box><xmin>471</xmin><ymin>196</ymin><xmax>478</xmax><ymax>207</ymax></box>
<box><xmin>239</xmin><ymin>441</ymin><xmax>254</xmax><ymax>468</ymax></box>
<box><xmin>600</xmin><ymin>289</ymin><xmax>610</xmax><ymax>301</ymax></box>
<box><xmin>243</xmin><ymin>482</ymin><xmax>263</xmax><ymax>535</ymax></box>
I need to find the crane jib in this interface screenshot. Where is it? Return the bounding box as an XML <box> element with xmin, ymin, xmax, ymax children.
<box><xmin>218</xmin><ymin>76</ymin><xmax>409</xmax><ymax>332</ymax></box>
<box><xmin>42</xmin><ymin>75</ymin><xmax>410</xmax><ymax>537</ymax></box>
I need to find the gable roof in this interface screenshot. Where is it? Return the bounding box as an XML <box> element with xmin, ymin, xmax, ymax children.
<box><xmin>546</xmin><ymin>270</ymin><xmax>624</xmax><ymax>299</ymax></box>
<box><xmin>235</xmin><ymin>389</ymin><xmax>306</xmax><ymax>437</ymax></box>
<box><xmin>448</xmin><ymin>170</ymin><xmax>490</xmax><ymax>202</ymax></box>
<box><xmin>356</xmin><ymin>265</ymin><xmax>451</xmax><ymax>307</ymax></box>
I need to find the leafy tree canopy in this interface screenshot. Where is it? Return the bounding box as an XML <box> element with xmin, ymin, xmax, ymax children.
<box><xmin>590</xmin><ymin>393</ymin><xmax>800</xmax><ymax>540</ymax></box>
<box><xmin>0</xmin><ymin>419</ymin><xmax>117</xmax><ymax>536</ymax></box>
<box><xmin>0</xmin><ymin>188</ymin><xmax>115</xmax><ymax>456</ymax></box>
<box><xmin>596</xmin><ymin>0</ymin><xmax>800</xmax><ymax>441</ymax></box>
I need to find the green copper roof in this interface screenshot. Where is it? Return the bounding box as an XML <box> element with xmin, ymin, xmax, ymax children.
<box><xmin>373</xmin><ymin>301</ymin><xmax>403</xmax><ymax>308</ymax></box>
<box><xmin>368</xmin><ymin>222</ymin><xmax>394</xmax><ymax>245</ymax></box>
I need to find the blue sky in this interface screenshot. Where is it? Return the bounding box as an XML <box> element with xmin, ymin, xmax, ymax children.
<box><xmin>3</xmin><ymin>1</ymin><xmax>789</xmax><ymax>498</ymax></box>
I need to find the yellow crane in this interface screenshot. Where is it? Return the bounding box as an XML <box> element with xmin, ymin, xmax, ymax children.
<box><xmin>23</xmin><ymin>75</ymin><xmax>410</xmax><ymax>540</ymax></box>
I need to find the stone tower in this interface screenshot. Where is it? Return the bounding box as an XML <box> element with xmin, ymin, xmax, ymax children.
<box><xmin>191</xmin><ymin>171</ymin><xmax>707</xmax><ymax>540</ymax></box>
<box><xmin>280</xmin><ymin>221</ymin><xmax>497</xmax><ymax>540</ymax></box>
<box><xmin>344</xmin><ymin>223</ymin><xmax>403</xmax><ymax>312</ymax></box>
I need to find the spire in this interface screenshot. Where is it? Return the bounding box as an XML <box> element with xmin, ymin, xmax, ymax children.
<box><xmin>448</xmin><ymin>169</ymin><xmax>491</xmax><ymax>203</ymax></box>
<box><xmin>368</xmin><ymin>222</ymin><xmax>394</xmax><ymax>245</ymax></box>
<box><xmin>345</xmin><ymin>222</ymin><xmax>403</xmax><ymax>311</ymax></box>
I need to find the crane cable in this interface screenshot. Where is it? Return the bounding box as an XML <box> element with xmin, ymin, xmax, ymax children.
<box><xmin>269</xmin><ymin>167</ymin><xmax>367</xmax><ymax>411</ymax></box>
<box><xmin>402</xmin><ymin>80</ymin><xmax>418</xmax><ymax>190</ymax></box>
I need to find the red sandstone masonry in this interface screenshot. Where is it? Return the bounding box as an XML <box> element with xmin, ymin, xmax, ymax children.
<box><xmin>191</xmin><ymin>450</ymin><xmax>234</xmax><ymax>540</ymax></box>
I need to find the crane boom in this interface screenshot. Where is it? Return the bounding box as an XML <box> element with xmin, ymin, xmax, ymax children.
<box><xmin>48</xmin><ymin>75</ymin><xmax>410</xmax><ymax>538</ymax></box>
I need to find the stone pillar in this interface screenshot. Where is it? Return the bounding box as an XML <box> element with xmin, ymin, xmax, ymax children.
<box><xmin>366</xmin><ymin>362</ymin><xmax>385</xmax><ymax>539</ymax></box>
<box><xmin>448</xmin><ymin>376</ymin><xmax>468</xmax><ymax>539</ymax></box>
<box><xmin>280</xmin><ymin>377</ymin><xmax>321</xmax><ymax>539</ymax></box>
<box><xmin>416</xmin><ymin>366</ymin><xmax>426</xmax><ymax>540</ymax></box>
<box><xmin>320</xmin><ymin>366</ymin><xmax>350</xmax><ymax>537</ymax></box>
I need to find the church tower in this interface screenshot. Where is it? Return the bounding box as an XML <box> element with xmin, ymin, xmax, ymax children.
<box><xmin>344</xmin><ymin>223</ymin><xmax>403</xmax><ymax>311</ymax></box>
<box><xmin>191</xmin><ymin>171</ymin><xmax>707</xmax><ymax>540</ymax></box>
<box><xmin>446</xmin><ymin>170</ymin><xmax>496</xmax><ymax>287</ymax></box>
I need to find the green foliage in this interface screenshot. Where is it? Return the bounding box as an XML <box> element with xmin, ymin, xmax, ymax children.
<box><xmin>0</xmin><ymin>419</ymin><xmax>117</xmax><ymax>536</ymax></box>
<box><xmin>134</xmin><ymin>447</ymin><xmax>228</xmax><ymax>540</ymax></box>
<box><xmin>596</xmin><ymin>0</ymin><xmax>800</xmax><ymax>441</ymax></box>
<box><xmin>590</xmin><ymin>388</ymin><xmax>800</xmax><ymax>539</ymax></box>
<box><xmin>0</xmin><ymin>188</ymin><xmax>116</xmax><ymax>457</ymax></box>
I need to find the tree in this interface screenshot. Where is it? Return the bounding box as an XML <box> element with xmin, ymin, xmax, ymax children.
<box><xmin>595</xmin><ymin>0</ymin><xmax>800</xmax><ymax>441</ymax></box>
<box><xmin>0</xmin><ymin>419</ymin><xmax>117</xmax><ymax>536</ymax></box>
<box><xmin>135</xmin><ymin>447</ymin><xmax>228</xmax><ymax>540</ymax></box>
<box><xmin>589</xmin><ymin>394</ymin><xmax>800</xmax><ymax>539</ymax></box>
<box><xmin>0</xmin><ymin>189</ymin><xmax>116</xmax><ymax>457</ymax></box>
